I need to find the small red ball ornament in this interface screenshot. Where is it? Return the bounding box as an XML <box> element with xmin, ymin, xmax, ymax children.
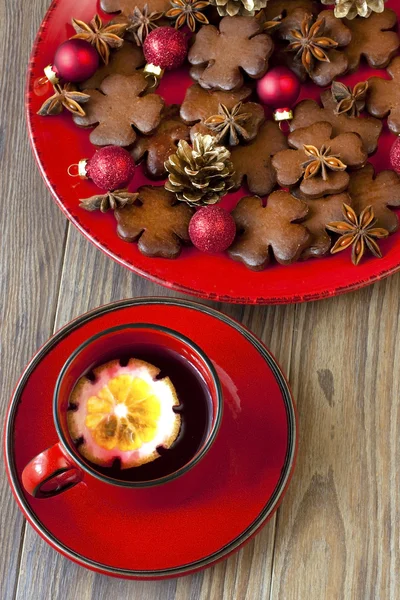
<box><xmin>189</xmin><ymin>206</ymin><xmax>236</xmax><ymax>254</ymax></box>
<box><xmin>390</xmin><ymin>136</ymin><xmax>400</xmax><ymax>175</ymax></box>
<box><xmin>77</xmin><ymin>147</ymin><xmax>136</xmax><ymax>191</ymax></box>
<box><xmin>44</xmin><ymin>39</ymin><xmax>99</xmax><ymax>84</ymax></box>
<box><xmin>256</xmin><ymin>66</ymin><xmax>300</xmax><ymax>122</ymax></box>
<box><xmin>143</xmin><ymin>27</ymin><xmax>188</xmax><ymax>82</ymax></box>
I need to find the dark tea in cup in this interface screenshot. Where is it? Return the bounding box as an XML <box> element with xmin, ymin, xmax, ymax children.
<box><xmin>67</xmin><ymin>343</ymin><xmax>214</xmax><ymax>482</ymax></box>
<box><xmin>22</xmin><ymin>324</ymin><xmax>222</xmax><ymax>497</ymax></box>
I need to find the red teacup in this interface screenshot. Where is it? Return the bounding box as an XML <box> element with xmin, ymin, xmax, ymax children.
<box><xmin>22</xmin><ymin>324</ymin><xmax>223</xmax><ymax>498</ymax></box>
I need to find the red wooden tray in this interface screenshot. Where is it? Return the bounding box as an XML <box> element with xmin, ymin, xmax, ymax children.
<box><xmin>26</xmin><ymin>0</ymin><xmax>400</xmax><ymax>303</ymax></box>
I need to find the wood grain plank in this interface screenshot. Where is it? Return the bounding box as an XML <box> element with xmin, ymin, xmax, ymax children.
<box><xmin>270</xmin><ymin>277</ymin><xmax>400</xmax><ymax>600</ymax></box>
<box><xmin>15</xmin><ymin>227</ymin><xmax>296</xmax><ymax>600</ymax></box>
<box><xmin>7</xmin><ymin>0</ymin><xmax>400</xmax><ymax>593</ymax></box>
<box><xmin>0</xmin><ymin>0</ymin><xmax>68</xmax><ymax>598</ymax></box>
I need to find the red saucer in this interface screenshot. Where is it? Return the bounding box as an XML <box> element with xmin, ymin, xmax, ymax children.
<box><xmin>4</xmin><ymin>298</ymin><xmax>296</xmax><ymax>579</ymax></box>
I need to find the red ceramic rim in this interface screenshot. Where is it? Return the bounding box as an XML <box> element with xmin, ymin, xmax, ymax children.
<box><xmin>4</xmin><ymin>297</ymin><xmax>297</xmax><ymax>579</ymax></box>
<box><xmin>26</xmin><ymin>0</ymin><xmax>400</xmax><ymax>304</ymax></box>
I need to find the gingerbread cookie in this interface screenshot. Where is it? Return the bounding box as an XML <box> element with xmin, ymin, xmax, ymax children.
<box><xmin>100</xmin><ymin>0</ymin><xmax>170</xmax><ymax>16</ymax></box>
<box><xmin>230</xmin><ymin>120</ymin><xmax>288</xmax><ymax>196</ymax></box>
<box><xmin>180</xmin><ymin>84</ymin><xmax>255</xmax><ymax>140</ymax></box>
<box><xmin>73</xmin><ymin>73</ymin><xmax>164</xmax><ymax>146</ymax></box>
<box><xmin>131</xmin><ymin>106</ymin><xmax>190</xmax><ymax>178</ymax></box>
<box><xmin>258</xmin><ymin>0</ymin><xmax>318</xmax><ymax>33</ymax></box>
<box><xmin>80</xmin><ymin>42</ymin><xmax>144</xmax><ymax>89</ymax></box>
<box><xmin>115</xmin><ymin>186</ymin><xmax>194</xmax><ymax>258</ymax></box>
<box><xmin>301</xmin><ymin>192</ymin><xmax>351</xmax><ymax>259</ymax></box>
<box><xmin>278</xmin><ymin>9</ymin><xmax>351</xmax><ymax>86</ymax></box>
<box><xmin>290</xmin><ymin>89</ymin><xmax>382</xmax><ymax>155</ymax></box>
<box><xmin>272</xmin><ymin>122</ymin><xmax>367</xmax><ymax>199</ymax></box>
<box><xmin>228</xmin><ymin>192</ymin><xmax>310</xmax><ymax>270</ymax></box>
<box><xmin>347</xmin><ymin>163</ymin><xmax>400</xmax><ymax>233</ymax></box>
<box><xmin>343</xmin><ymin>9</ymin><xmax>399</xmax><ymax>72</ymax></box>
<box><xmin>366</xmin><ymin>57</ymin><xmax>400</xmax><ymax>135</ymax></box>
<box><xmin>188</xmin><ymin>16</ymin><xmax>274</xmax><ymax>91</ymax></box>
<box><xmin>263</xmin><ymin>0</ymin><xmax>318</xmax><ymax>18</ymax></box>
<box><xmin>181</xmin><ymin>84</ymin><xmax>251</xmax><ymax>124</ymax></box>
<box><xmin>181</xmin><ymin>84</ymin><xmax>264</xmax><ymax>145</ymax></box>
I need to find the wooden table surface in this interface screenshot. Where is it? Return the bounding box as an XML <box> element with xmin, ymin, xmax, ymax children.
<box><xmin>2</xmin><ymin>1</ymin><xmax>400</xmax><ymax>598</ymax></box>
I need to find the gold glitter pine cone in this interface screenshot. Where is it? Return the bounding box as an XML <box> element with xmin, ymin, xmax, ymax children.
<box><xmin>209</xmin><ymin>0</ymin><xmax>268</xmax><ymax>17</ymax></box>
<box><xmin>164</xmin><ymin>133</ymin><xmax>235</xmax><ymax>206</ymax></box>
<box><xmin>320</xmin><ymin>0</ymin><xmax>385</xmax><ymax>20</ymax></box>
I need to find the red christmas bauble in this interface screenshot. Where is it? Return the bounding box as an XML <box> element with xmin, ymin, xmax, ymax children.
<box><xmin>85</xmin><ymin>147</ymin><xmax>136</xmax><ymax>191</ymax></box>
<box><xmin>143</xmin><ymin>27</ymin><xmax>188</xmax><ymax>71</ymax></box>
<box><xmin>256</xmin><ymin>66</ymin><xmax>300</xmax><ymax>109</ymax></box>
<box><xmin>390</xmin><ymin>136</ymin><xmax>400</xmax><ymax>174</ymax></box>
<box><xmin>53</xmin><ymin>39</ymin><xmax>99</xmax><ymax>83</ymax></box>
<box><xmin>189</xmin><ymin>206</ymin><xmax>236</xmax><ymax>254</ymax></box>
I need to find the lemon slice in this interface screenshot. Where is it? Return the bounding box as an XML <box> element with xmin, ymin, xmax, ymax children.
<box><xmin>67</xmin><ymin>359</ymin><xmax>181</xmax><ymax>469</ymax></box>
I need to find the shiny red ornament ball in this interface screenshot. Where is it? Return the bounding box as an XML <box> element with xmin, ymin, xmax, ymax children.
<box><xmin>53</xmin><ymin>39</ymin><xmax>99</xmax><ymax>82</ymax></box>
<box><xmin>390</xmin><ymin>136</ymin><xmax>400</xmax><ymax>174</ymax></box>
<box><xmin>256</xmin><ymin>66</ymin><xmax>300</xmax><ymax>108</ymax></box>
<box><xmin>143</xmin><ymin>27</ymin><xmax>188</xmax><ymax>71</ymax></box>
<box><xmin>189</xmin><ymin>206</ymin><xmax>236</xmax><ymax>254</ymax></box>
<box><xmin>86</xmin><ymin>147</ymin><xmax>136</xmax><ymax>191</ymax></box>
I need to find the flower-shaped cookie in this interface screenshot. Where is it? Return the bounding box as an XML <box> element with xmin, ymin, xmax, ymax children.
<box><xmin>278</xmin><ymin>9</ymin><xmax>351</xmax><ymax>86</ymax></box>
<box><xmin>262</xmin><ymin>0</ymin><xmax>318</xmax><ymax>22</ymax></box>
<box><xmin>100</xmin><ymin>0</ymin><xmax>171</xmax><ymax>16</ymax></box>
<box><xmin>301</xmin><ymin>192</ymin><xmax>352</xmax><ymax>259</ymax></box>
<box><xmin>228</xmin><ymin>191</ymin><xmax>310</xmax><ymax>270</ymax></box>
<box><xmin>257</xmin><ymin>0</ymin><xmax>319</xmax><ymax>35</ymax></box>
<box><xmin>132</xmin><ymin>106</ymin><xmax>190</xmax><ymax>178</ymax></box>
<box><xmin>188</xmin><ymin>16</ymin><xmax>274</xmax><ymax>91</ymax></box>
<box><xmin>230</xmin><ymin>121</ymin><xmax>288</xmax><ymax>196</ymax></box>
<box><xmin>180</xmin><ymin>84</ymin><xmax>264</xmax><ymax>145</ymax></box>
<box><xmin>366</xmin><ymin>57</ymin><xmax>400</xmax><ymax>135</ymax></box>
<box><xmin>115</xmin><ymin>186</ymin><xmax>194</xmax><ymax>258</ymax></box>
<box><xmin>272</xmin><ymin>122</ymin><xmax>367</xmax><ymax>199</ymax></box>
<box><xmin>80</xmin><ymin>42</ymin><xmax>145</xmax><ymax>89</ymax></box>
<box><xmin>73</xmin><ymin>73</ymin><xmax>164</xmax><ymax>146</ymax></box>
<box><xmin>347</xmin><ymin>163</ymin><xmax>400</xmax><ymax>233</ymax></box>
<box><xmin>343</xmin><ymin>9</ymin><xmax>399</xmax><ymax>72</ymax></box>
<box><xmin>290</xmin><ymin>89</ymin><xmax>382</xmax><ymax>155</ymax></box>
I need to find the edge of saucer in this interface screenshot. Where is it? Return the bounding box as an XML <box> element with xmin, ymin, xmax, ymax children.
<box><xmin>4</xmin><ymin>297</ymin><xmax>297</xmax><ymax>579</ymax></box>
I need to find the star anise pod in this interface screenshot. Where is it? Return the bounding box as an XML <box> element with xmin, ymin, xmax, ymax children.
<box><xmin>204</xmin><ymin>103</ymin><xmax>252</xmax><ymax>146</ymax></box>
<box><xmin>37</xmin><ymin>83</ymin><xmax>90</xmax><ymax>117</ymax></box>
<box><xmin>331</xmin><ymin>80</ymin><xmax>369</xmax><ymax>117</ymax></box>
<box><xmin>166</xmin><ymin>0</ymin><xmax>209</xmax><ymax>32</ymax></box>
<box><xmin>80</xmin><ymin>190</ymin><xmax>139</xmax><ymax>213</ymax></box>
<box><xmin>256</xmin><ymin>9</ymin><xmax>283</xmax><ymax>33</ymax></box>
<box><xmin>126</xmin><ymin>5</ymin><xmax>164</xmax><ymax>46</ymax></box>
<box><xmin>302</xmin><ymin>144</ymin><xmax>347</xmax><ymax>180</ymax></box>
<box><xmin>287</xmin><ymin>15</ymin><xmax>338</xmax><ymax>74</ymax></box>
<box><xmin>327</xmin><ymin>203</ymin><xmax>388</xmax><ymax>265</ymax></box>
<box><xmin>71</xmin><ymin>14</ymin><xmax>126</xmax><ymax>65</ymax></box>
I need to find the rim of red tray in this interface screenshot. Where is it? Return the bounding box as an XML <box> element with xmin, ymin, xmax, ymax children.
<box><xmin>4</xmin><ymin>297</ymin><xmax>297</xmax><ymax>578</ymax></box>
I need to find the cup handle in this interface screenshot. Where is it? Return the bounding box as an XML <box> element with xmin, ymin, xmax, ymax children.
<box><xmin>22</xmin><ymin>443</ymin><xmax>83</xmax><ymax>498</ymax></box>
